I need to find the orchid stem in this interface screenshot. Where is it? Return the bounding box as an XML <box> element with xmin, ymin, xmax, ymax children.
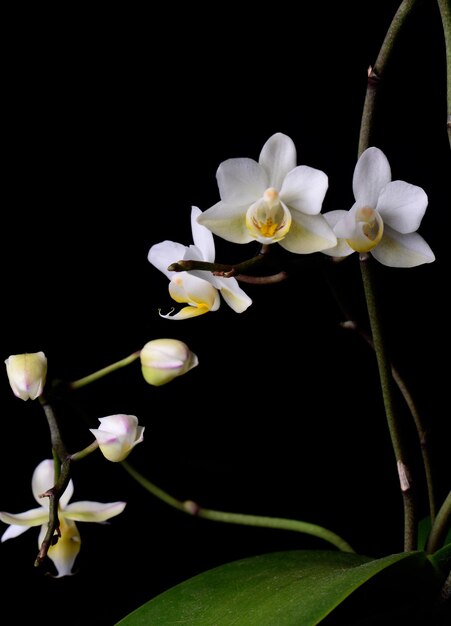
<box><xmin>69</xmin><ymin>351</ymin><xmax>141</xmax><ymax>390</ymax></box>
<box><xmin>121</xmin><ymin>461</ymin><xmax>355</xmax><ymax>553</ymax></box>
<box><xmin>427</xmin><ymin>490</ymin><xmax>451</xmax><ymax>554</ymax></box>
<box><xmin>437</xmin><ymin>0</ymin><xmax>451</xmax><ymax>148</ymax></box>
<box><xmin>358</xmin><ymin>0</ymin><xmax>419</xmax><ymax>157</ymax></box>
<box><xmin>36</xmin><ymin>398</ymin><xmax>74</xmax><ymax>567</ymax></box>
<box><xmin>168</xmin><ymin>248</ymin><xmax>268</xmax><ymax>277</ymax></box>
<box><xmin>357</xmin><ymin>0</ymin><xmax>422</xmax><ymax>552</ymax></box>
<box><xmin>359</xmin><ymin>255</ymin><xmax>417</xmax><ymax>551</ymax></box>
<box><xmin>340</xmin><ymin>320</ymin><xmax>436</xmax><ymax>524</ymax></box>
<box><xmin>71</xmin><ymin>440</ymin><xmax>100</xmax><ymax>462</ymax></box>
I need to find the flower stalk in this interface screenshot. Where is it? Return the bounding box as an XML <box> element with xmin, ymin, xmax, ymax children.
<box><xmin>34</xmin><ymin>456</ymin><xmax>72</xmax><ymax>568</ymax></box>
<box><xmin>340</xmin><ymin>320</ymin><xmax>436</xmax><ymax>524</ymax></box>
<box><xmin>436</xmin><ymin>0</ymin><xmax>451</xmax><ymax>147</ymax></box>
<box><xmin>359</xmin><ymin>254</ymin><xmax>417</xmax><ymax>551</ymax></box>
<box><xmin>121</xmin><ymin>461</ymin><xmax>355</xmax><ymax>553</ymax></box>
<box><xmin>358</xmin><ymin>0</ymin><xmax>419</xmax><ymax>157</ymax></box>
<box><xmin>69</xmin><ymin>351</ymin><xmax>141</xmax><ymax>390</ymax></box>
<box><xmin>427</xmin><ymin>490</ymin><xmax>451</xmax><ymax>554</ymax></box>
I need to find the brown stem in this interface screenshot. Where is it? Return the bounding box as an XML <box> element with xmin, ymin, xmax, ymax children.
<box><xmin>34</xmin><ymin>457</ymin><xmax>72</xmax><ymax>567</ymax></box>
<box><xmin>236</xmin><ymin>271</ymin><xmax>288</xmax><ymax>284</ymax></box>
<box><xmin>168</xmin><ymin>246</ymin><xmax>271</xmax><ymax>276</ymax></box>
<box><xmin>35</xmin><ymin>398</ymin><xmax>72</xmax><ymax>567</ymax></box>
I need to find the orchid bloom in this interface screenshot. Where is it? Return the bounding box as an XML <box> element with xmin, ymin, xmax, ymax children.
<box><xmin>0</xmin><ymin>459</ymin><xmax>126</xmax><ymax>577</ymax></box>
<box><xmin>196</xmin><ymin>132</ymin><xmax>336</xmax><ymax>254</ymax></box>
<box><xmin>140</xmin><ymin>338</ymin><xmax>198</xmax><ymax>386</ymax></box>
<box><xmin>322</xmin><ymin>147</ymin><xmax>435</xmax><ymax>267</ymax></box>
<box><xmin>90</xmin><ymin>414</ymin><xmax>145</xmax><ymax>462</ymax></box>
<box><xmin>148</xmin><ymin>206</ymin><xmax>252</xmax><ymax>320</ymax></box>
<box><xmin>5</xmin><ymin>351</ymin><xmax>48</xmax><ymax>400</ymax></box>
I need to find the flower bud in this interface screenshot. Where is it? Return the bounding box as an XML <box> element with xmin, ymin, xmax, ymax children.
<box><xmin>5</xmin><ymin>351</ymin><xmax>48</xmax><ymax>400</ymax></box>
<box><xmin>140</xmin><ymin>339</ymin><xmax>198</xmax><ymax>386</ymax></box>
<box><xmin>90</xmin><ymin>414</ymin><xmax>144</xmax><ymax>462</ymax></box>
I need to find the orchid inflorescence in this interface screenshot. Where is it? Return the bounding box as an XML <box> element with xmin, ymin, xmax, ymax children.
<box><xmin>1</xmin><ymin>2</ymin><xmax>450</xmax><ymax>622</ymax></box>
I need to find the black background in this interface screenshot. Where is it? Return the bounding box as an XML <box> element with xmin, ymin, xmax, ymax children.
<box><xmin>2</xmin><ymin>1</ymin><xmax>450</xmax><ymax>624</ymax></box>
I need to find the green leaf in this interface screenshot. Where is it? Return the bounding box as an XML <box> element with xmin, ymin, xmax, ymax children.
<box><xmin>417</xmin><ymin>516</ymin><xmax>431</xmax><ymax>550</ymax></box>
<box><xmin>429</xmin><ymin>541</ymin><xmax>451</xmax><ymax>574</ymax></box>
<box><xmin>115</xmin><ymin>550</ymin><xmax>434</xmax><ymax>625</ymax></box>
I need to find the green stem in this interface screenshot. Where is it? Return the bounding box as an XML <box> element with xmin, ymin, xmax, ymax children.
<box><xmin>358</xmin><ymin>0</ymin><xmax>419</xmax><ymax>157</ymax></box>
<box><xmin>71</xmin><ymin>440</ymin><xmax>100</xmax><ymax>462</ymax></box>
<box><xmin>69</xmin><ymin>351</ymin><xmax>141</xmax><ymax>390</ymax></box>
<box><xmin>437</xmin><ymin>0</ymin><xmax>451</xmax><ymax>148</ymax></box>
<box><xmin>121</xmin><ymin>461</ymin><xmax>355</xmax><ymax>553</ymax></box>
<box><xmin>390</xmin><ymin>368</ymin><xmax>437</xmax><ymax>524</ymax></box>
<box><xmin>340</xmin><ymin>320</ymin><xmax>436</xmax><ymax>524</ymax></box>
<box><xmin>427</xmin><ymin>490</ymin><xmax>451</xmax><ymax>554</ymax></box>
<box><xmin>360</xmin><ymin>255</ymin><xmax>416</xmax><ymax>551</ymax></box>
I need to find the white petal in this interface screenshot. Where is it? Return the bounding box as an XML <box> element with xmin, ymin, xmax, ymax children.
<box><xmin>353</xmin><ymin>147</ymin><xmax>391</xmax><ymax>206</ymax></box>
<box><xmin>97</xmin><ymin>414</ymin><xmax>139</xmax><ymax>436</ymax></box>
<box><xmin>63</xmin><ymin>501</ymin><xmax>126</xmax><ymax>522</ymax></box>
<box><xmin>333</xmin><ymin>203</ymin><xmax>362</xmax><ymax>239</ymax></box>
<box><xmin>280</xmin><ymin>165</ymin><xmax>328</xmax><ymax>215</ymax></box>
<box><xmin>31</xmin><ymin>459</ymin><xmax>74</xmax><ymax>508</ymax></box>
<box><xmin>190</xmin><ymin>206</ymin><xmax>215</xmax><ymax>262</ymax></box>
<box><xmin>259</xmin><ymin>133</ymin><xmax>297</xmax><ymax>190</ymax></box>
<box><xmin>196</xmin><ymin>200</ymin><xmax>254</xmax><ymax>244</ymax></box>
<box><xmin>371</xmin><ymin>226</ymin><xmax>435</xmax><ymax>267</ymax></box>
<box><xmin>0</xmin><ymin>507</ymin><xmax>48</xmax><ymax>528</ymax></box>
<box><xmin>59</xmin><ymin>479</ymin><xmax>75</xmax><ymax>509</ymax></box>
<box><xmin>280</xmin><ymin>212</ymin><xmax>337</xmax><ymax>254</ymax></box>
<box><xmin>32</xmin><ymin>459</ymin><xmax>55</xmax><ymax>500</ymax></box>
<box><xmin>321</xmin><ymin>211</ymin><xmax>354</xmax><ymax>257</ymax></box>
<box><xmin>2</xmin><ymin>524</ymin><xmax>32</xmax><ymax>541</ymax></box>
<box><xmin>215</xmin><ymin>277</ymin><xmax>253</xmax><ymax>313</ymax></box>
<box><xmin>148</xmin><ymin>241</ymin><xmax>188</xmax><ymax>279</ymax></box>
<box><xmin>376</xmin><ymin>181</ymin><xmax>428</xmax><ymax>234</ymax></box>
<box><xmin>217</xmin><ymin>158</ymin><xmax>267</xmax><ymax>204</ymax></box>
<box><xmin>169</xmin><ymin>273</ymin><xmax>219</xmax><ymax>310</ymax></box>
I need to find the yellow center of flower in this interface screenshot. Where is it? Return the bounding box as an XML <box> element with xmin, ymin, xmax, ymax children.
<box><xmin>346</xmin><ymin>206</ymin><xmax>384</xmax><ymax>253</ymax></box>
<box><xmin>245</xmin><ymin>188</ymin><xmax>292</xmax><ymax>243</ymax></box>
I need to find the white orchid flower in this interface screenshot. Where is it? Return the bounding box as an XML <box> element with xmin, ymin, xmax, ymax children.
<box><xmin>322</xmin><ymin>147</ymin><xmax>435</xmax><ymax>267</ymax></box>
<box><xmin>90</xmin><ymin>414</ymin><xmax>145</xmax><ymax>462</ymax></box>
<box><xmin>140</xmin><ymin>339</ymin><xmax>198</xmax><ymax>386</ymax></box>
<box><xmin>196</xmin><ymin>132</ymin><xmax>336</xmax><ymax>254</ymax></box>
<box><xmin>5</xmin><ymin>351</ymin><xmax>48</xmax><ymax>400</ymax></box>
<box><xmin>0</xmin><ymin>459</ymin><xmax>126</xmax><ymax>577</ymax></box>
<box><xmin>148</xmin><ymin>206</ymin><xmax>252</xmax><ymax>320</ymax></box>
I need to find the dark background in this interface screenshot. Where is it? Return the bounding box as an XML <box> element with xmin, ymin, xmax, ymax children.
<box><xmin>2</xmin><ymin>1</ymin><xmax>450</xmax><ymax>624</ymax></box>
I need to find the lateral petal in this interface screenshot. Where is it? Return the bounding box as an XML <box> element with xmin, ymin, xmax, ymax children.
<box><xmin>280</xmin><ymin>212</ymin><xmax>337</xmax><ymax>254</ymax></box>
<box><xmin>148</xmin><ymin>241</ymin><xmax>189</xmax><ymax>279</ymax></box>
<box><xmin>63</xmin><ymin>501</ymin><xmax>126</xmax><ymax>522</ymax></box>
<box><xmin>280</xmin><ymin>165</ymin><xmax>328</xmax><ymax>215</ymax></box>
<box><xmin>376</xmin><ymin>181</ymin><xmax>428</xmax><ymax>234</ymax></box>
<box><xmin>0</xmin><ymin>507</ymin><xmax>48</xmax><ymax>529</ymax></box>
<box><xmin>372</xmin><ymin>226</ymin><xmax>435</xmax><ymax>267</ymax></box>
<box><xmin>197</xmin><ymin>201</ymin><xmax>255</xmax><ymax>244</ymax></box>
